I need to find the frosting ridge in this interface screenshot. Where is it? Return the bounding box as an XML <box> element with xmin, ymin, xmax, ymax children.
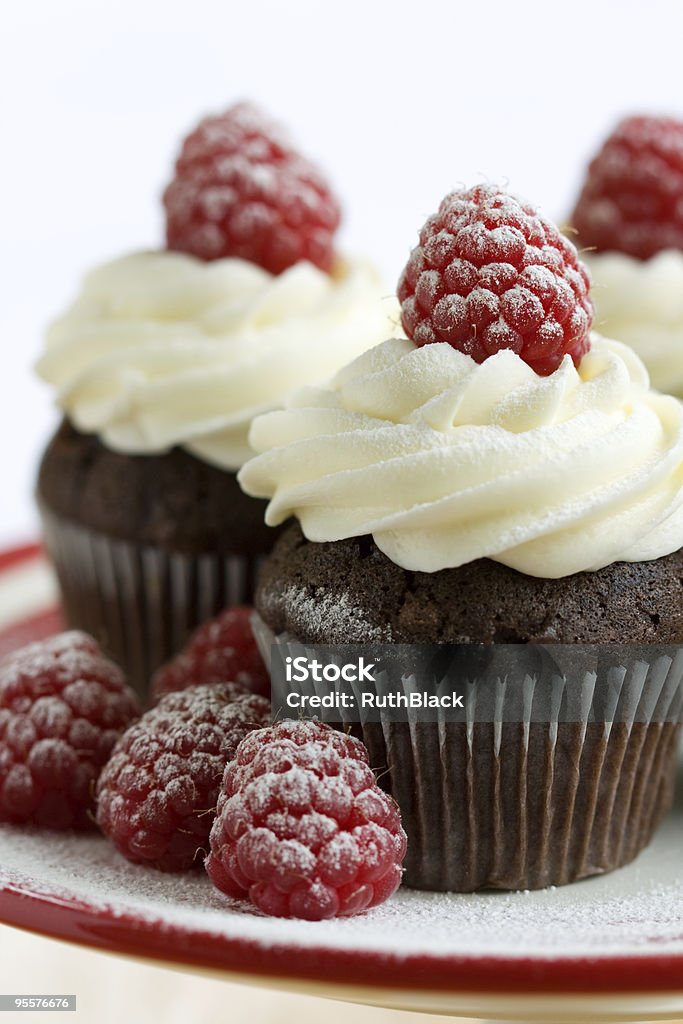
<box><xmin>37</xmin><ymin>251</ymin><xmax>396</xmax><ymax>470</ymax></box>
<box><xmin>586</xmin><ymin>250</ymin><xmax>683</xmax><ymax>396</ymax></box>
<box><xmin>239</xmin><ymin>335</ymin><xmax>683</xmax><ymax>577</ymax></box>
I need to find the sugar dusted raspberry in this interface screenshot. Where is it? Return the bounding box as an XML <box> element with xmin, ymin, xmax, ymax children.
<box><xmin>163</xmin><ymin>101</ymin><xmax>341</xmax><ymax>274</ymax></box>
<box><xmin>398</xmin><ymin>185</ymin><xmax>594</xmax><ymax>376</ymax></box>
<box><xmin>206</xmin><ymin>719</ymin><xmax>406</xmax><ymax>920</ymax></box>
<box><xmin>96</xmin><ymin>683</ymin><xmax>270</xmax><ymax>871</ymax></box>
<box><xmin>0</xmin><ymin>632</ymin><xmax>140</xmax><ymax>829</ymax></box>
<box><xmin>150</xmin><ymin>607</ymin><xmax>269</xmax><ymax>705</ymax></box>
<box><xmin>571</xmin><ymin>115</ymin><xmax>683</xmax><ymax>260</ymax></box>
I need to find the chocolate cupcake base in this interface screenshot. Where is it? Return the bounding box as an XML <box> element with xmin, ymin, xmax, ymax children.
<box><xmin>256</xmin><ymin>524</ymin><xmax>683</xmax><ymax>645</ymax></box>
<box><xmin>360</xmin><ymin>718</ymin><xmax>680</xmax><ymax>891</ymax></box>
<box><xmin>254</xmin><ymin>609</ymin><xmax>683</xmax><ymax>892</ymax></box>
<box><xmin>40</xmin><ymin>505</ymin><xmax>265</xmax><ymax>699</ymax></box>
<box><xmin>36</xmin><ymin>419</ymin><xmax>285</xmax><ymax>698</ymax></box>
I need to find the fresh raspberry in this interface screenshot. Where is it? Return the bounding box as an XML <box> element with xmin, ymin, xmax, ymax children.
<box><xmin>206</xmin><ymin>719</ymin><xmax>406</xmax><ymax>920</ymax></box>
<box><xmin>0</xmin><ymin>632</ymin><xmax>140</xmax><ymax>829</ymax></box>
<box><xmin>398</xmin><ymin>185</ymin><xmax>594</xmax><ymax>376</ymax></box>
<box><xmin>96</xmin><ymin>684</ymin><xmax>270</xmax><ymax>871</ymax></box>
<box><xmin>163</xmin><ymin>101</ymin><xmax>341</xmax><ymax>275</ymax></box>
<box><xmin>571</xmin><ymin>116</ymin><xmax>683</xmax><ymax>260</ymax></box>
<box><xmin>150</xmin><ymin>607</ymin><xmax>269</xmax><ymax>706</ymax></box>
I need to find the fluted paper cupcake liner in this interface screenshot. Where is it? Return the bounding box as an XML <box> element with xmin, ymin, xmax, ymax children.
<box><xmin>40</xmin><ymin>506</ymin><xmax>265</xmax><ymax>699</ymax></box>
<box><xmin>253</xmin><ymin>616</ymin><xmax>683</xmax><ymax>892</ymax></box>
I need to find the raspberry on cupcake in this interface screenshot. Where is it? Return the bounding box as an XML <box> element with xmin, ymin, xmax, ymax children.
<box><xmin>164</xmin><ymin>101</ymin><xmax>340</xmax><ymax>273</ymax></box>
<box><xmin>36</xmin><ymin>101</ymin><xmax>396</xmax><ymax>697</ymax></box>
<box><xmin>238</xmin><ymin>185</ymin><xmax>683</xmax><ymax>892</ymax></box>
<box><xmin>570</xmin><ymin>115</ymin><xmax>683</xmax><ymax>395</ymax></box>
<box><xmin>399</xmin><ymin>184</ymin><xmax>593</xmax><ymax>375</ymax></box>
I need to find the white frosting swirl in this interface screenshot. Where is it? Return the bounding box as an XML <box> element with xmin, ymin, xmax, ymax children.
<box><xmin>37</xmin><ymin>251</ymin><xmax>397</xmax><ymax>470</ymax></box>
<box><xmin>586</xmin><ymin>250</ymin><xmax>683</xmax><ymax>396</ymax></box>
<box><xmin>239</xmin><ymin>335</ymin><xmax>683</xmax><ymax>578</ymax></box>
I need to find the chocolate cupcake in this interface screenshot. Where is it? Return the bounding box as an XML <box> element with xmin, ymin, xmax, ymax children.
<box><xmin>239</xmin><ymin>185</ymin><xmax>683</xmax><ymax>891</ymax></box>
<box><xmin>35</xmin><ymin>103</ymin><xmax>396</xmax><ymax>696</ymax></box>
<box><xmin>37</xmin><ymin>418</ymin><xmax>275</xmax><ymax>693</ymax></box>
<box><xmin>254</xmin><ymin>525</ymin><xmax>683</xmax><ymax>889</ymax></box>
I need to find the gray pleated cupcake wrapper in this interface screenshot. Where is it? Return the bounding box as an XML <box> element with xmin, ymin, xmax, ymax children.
<box><xmin>253</xmin><ymin>616</ymin><xmax>683</xmax><ymax>891</ymax></box>
<box><xmin>40</xmin><ymin>506</ymin><xmax>265</xmax><ymax>699</ymax></box>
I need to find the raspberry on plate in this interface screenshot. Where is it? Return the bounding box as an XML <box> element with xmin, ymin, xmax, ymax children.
<box><xmin>398</xmin><ymin>184</ymin><xmax>594</xmax><ymax>376</ymax></box>
<box><xmin>206</xmin><ymin>719</ymin><xmax>407</xmax><ymax>920</ymax></box>
<box><xmin>163</xmin><ymin>101</ymin><xmax>341</xmax><ymax>274</ymax></box>
<box><xmin>571</xmin><ymin>116</ymin><xmax>683</xmax><ymax>260</ymax></box>
<box><xmin>0</xmin><ymin>632</ymin><xmax>140</xmax><ymax>829</ymax></box>
<box><xmin>150</xmin><ymin>606</ymin><xmax>269</xmax><ymax>705</ymax></box>
<box><xmin>96</xmin><ymin>683</ymin><xmax>270</xmax><ymax>871</ymax></box>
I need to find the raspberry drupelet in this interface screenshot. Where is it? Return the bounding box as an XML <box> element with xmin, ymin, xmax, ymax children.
<box><xmin>0</xmin><ymin>632</ymin><xmax>140</xmax><ymax>829</ymax></box>
<box><xmin>206</xmin><ymin>719</ymin><xmax>407</xmax><ymax>920</ymax></box>
<box><xmin>164</xmin><ymin>101</ymin><xmax>341</xmax><ymax>274</ymax></box>
<box><xmin>571</xmin><ymin>115</ymin><xmax>683</xmax><ymax>261</ymax></box>
<box><xmin>150</xmin><ymin>606</ymin><xmax>269</xmax><ymax>705</ymax></box>
<box><xmin>96</xmin><ymin>683</ymin><xmax>270</xmax><ymax>871</ymax></box>
<box><xmin>398</xmin><ymin>184</ymin><xmax>594</xmax><ymax>376</ymax></box>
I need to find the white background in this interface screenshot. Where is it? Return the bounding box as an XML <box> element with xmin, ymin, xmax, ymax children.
<box><xmin>2</xmin><ymin>0</ymin><xmax>682</xmax><ymax>547</ymax></box>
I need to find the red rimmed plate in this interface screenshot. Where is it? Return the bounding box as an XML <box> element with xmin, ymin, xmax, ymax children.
<box><xmin>1</xmin><ymin>545</ymin><xmax>683</xmax><ymax>1021</ymax></box>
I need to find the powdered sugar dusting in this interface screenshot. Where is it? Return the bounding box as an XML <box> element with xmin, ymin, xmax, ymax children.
<box><xmin>207</xmin><ymin>720</ymin><xmax>402</xmax><ymax>919</ymax></box>
<box><xmin>259</xmin><ymin>584</ymin><xmax>393</xmax><ymax>643</ymax></box>
<box><xmin>96</xmin><ymin>684</ymin><xmax>270</xmax><ymax>871</ymax></box>
<box><xmin>0</xmin><ymin>632</ymin><xmax>140</xmax><ymax>828</ymax></box>
<box><xmin>2</xmin><ymin>774</ymin><xmax>683</xmax><ymax>960</ymax></box>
